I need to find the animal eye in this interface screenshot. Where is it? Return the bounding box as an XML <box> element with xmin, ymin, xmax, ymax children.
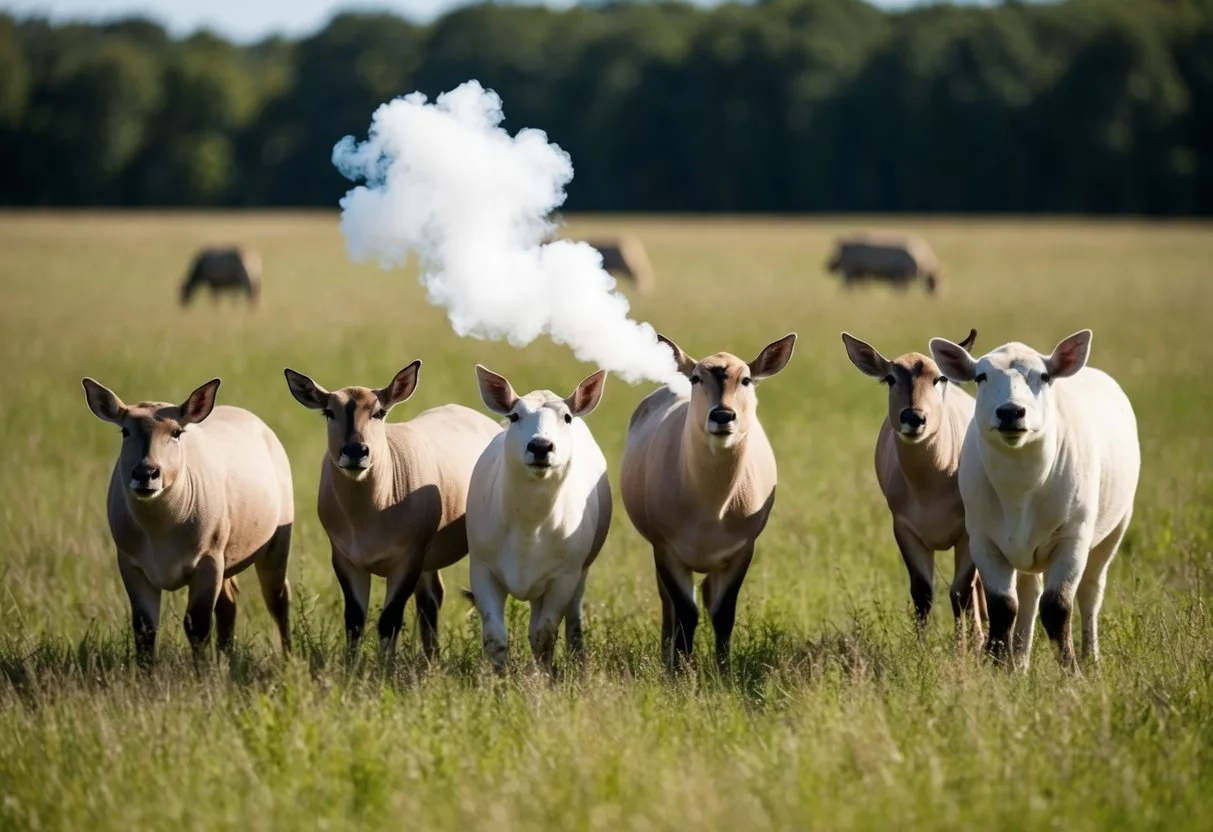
<box><xmin>934</xmin><ymin>377</ymin><xmax>947</xmax><ymax>386</ymax></box>
<box><xmin>564</xmin><ymin>413</ymin><xmax>573</xmax><ymax>424</ymax></box>
<box><xmin>975</xmin><ymin>373</ymin><xmax>987</xmax><ymax>384</ymax></box>
<box><xmin>322</xmin><ymin>408</ymin><xmax>334</xmax><ymax>420</ymax></box>
<box><xmin>171</xmin><ymin>428</ymin><xmax>184</xmax><ymax>440</ymax></box>
<box><xmin>1041</xmin><ymin>372</ymin><xmax>1051</xmax><ymax>383</ymax></box>
<box><xmin>371</xmin><ymin>410</ymin><xmax>387</xmax><ymax>420</ymax></box>
<box><xmin>741</xmin><ymin>377</ymin><xmax>752</xmax><ymax>387</ymax></box>
<box><xmin>120</xmin><ymin>427</ymin><xmax>129</xmax><ymax>437</ymax></box>
<box><xmin>882</xmin><ymin>375</ymin><xmax>895</xmax><ymax>386</ymax></box>
<box><xmin>508</xmin><ymin>413</ymin><xmax>520</xmax><ymax>423</ymax></box>
<box><xmin>690</xmin><ymin>375</ymin><xmax>701</xmax><ymax>385</ymax></box>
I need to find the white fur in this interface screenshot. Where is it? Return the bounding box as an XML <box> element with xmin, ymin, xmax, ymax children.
<box><xmin>466</xmin><ymin>370</ymin><xmax>612</xmax><ymax>672</ymax></box>
<box><xmin>930</xmin><ymin>330</ymin><xmax>1140</xmax><ymax>669</ymax></box>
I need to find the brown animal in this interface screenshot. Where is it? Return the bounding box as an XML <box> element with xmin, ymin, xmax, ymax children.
<box><xmin>621</xmin><ymin>333</ymin><xmax>796</xmax><ymax>670</ymax></box>
<box><xmin>841</xmin><ymin>329</ymin><xmax>986</xmax><ymax>647</ymax></box>
<box><xmin>826</xmin><ymin>232</ymin><xmax>942</xmax><ymax>294</ymax></box>
<box><xmin>584</xmin><ymin>235</ymin><xmax>654</xmax><ymax>293</ymax></box>
<box><xmin>283</xmin><ymin>361</ymin><xmax>501</xmax><ymax>659</ymax></box>
<box><xmin>82</xmin><ymin>377</ymin><xmax>293</xmax><ymax>664</ymax></box>
<box><xmin>180</xmin><ymin>247</ymin><xmax>262</xmax><ymax>306</ymax></box>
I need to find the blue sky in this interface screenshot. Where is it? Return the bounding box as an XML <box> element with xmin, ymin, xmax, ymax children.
<box><xmin>2</xmin><ymin>0</ymin><xmax>1001</xmax><ymax>43</ymax></box>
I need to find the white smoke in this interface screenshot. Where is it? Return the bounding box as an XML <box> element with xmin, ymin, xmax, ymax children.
<box><xmin>332</xmin><ymin>80</ymin><xmax>686</xmax><ymax>392</ymax></box>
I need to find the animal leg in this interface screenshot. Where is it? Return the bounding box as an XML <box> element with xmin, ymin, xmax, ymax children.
<box><xmin>184</xmin><ymin>556</ymin><xmax>224</xmax><ymax>658</ymax></box>
<box><xmin>654</xmin><ymin>548</ymin><xmax>697</xmax><ymax>670</ymax></box>
<box><xmin>893</xmin><ymin>520</ymin><xmax>936</xmax><ymax>632</ymax></box>
<box><xmin>950</xmin><ymin>534</ymin><xmax>983</xmax><ymax>651</ymax></box>
<box><xmin>214</xmin><ymin>577</ymin><xmax>239</xmax><ymax>654</ymax></box>
<box><xmin>1041</xmin><ymin>538</ymin><xmax>1091</xmax><ymax>674</ymax></box>
<box><xmin>528</xmin><ymin>571</ymin><xmax>584</xmax><ymax>674</ymax></box>
<box><xmin>470</xmin><ymin>559</ymin><xmax>509</xmax><ymax>674</ymax></box>
<box><xmin>701</xmin><ymin>542</ymin><xmax>755</xmax><ymax>674</ymax></box>
<box><xmin>254</xmin><ymin>523</ymin><xmax>293</xmax><ymax>654</ymax></box>
<box><xmin>563</xmin><ymin>570</ymin><xmax>589</xmax><ymax>662</ymax></box>
<box><xmin>378</xmin><ymin>557</ymin><xmax>424</xmax><ymax>659</ymax></box>
<box><xmin>118</xmin><ymin>554</ymin><xmax>162</xmax><ymax>668</ymax></box>
<box><xmin>414</xmin><ymin>570</ymin><xmax>445</xmax><ymax>663</ymax></box>
<box><xmin>1078</xmin><ymin>513</ymin><xmax>1130</xmax><ymax>666</ymax></box>
<box><xmin>1013</xmin><ymin>572</ymin><xmax>1042</xmax><ymax>669</ymax></box>
<box><xmin>332</xmin><ymin>548</ymin><xmax>371</xmax><ymax>656</ymax></box>
<box><xmin>970</xmin><ymin>534</ymin><xmax>1017</xmax><ymax>668</ymax></box>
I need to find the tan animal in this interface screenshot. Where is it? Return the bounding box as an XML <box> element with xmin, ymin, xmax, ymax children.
<box><xmin>180</xmin><ymin>247</ymin><xmax>262</xmax><ymax>306</ymax></box>
<box><xmin>826</xmin><ymin>232</ymin><xmax>942</xmax><ymax>294</ymax></box>
<box><xmin>283</xmin><ymin>361</ymin><xmax>501</xmax><ymax>659</ymax></box>
<box><xmin>621</xmin><ymin>333</ymin><xmax>796</xmax><ymax>670</ymax></box>
<box><xmin>841</xmin><ymin>329</ymin><xmax>986</xmax><ymax>647</ymax></box>
<box><xmin>82</xmin><ymin>377</ymin><xmax>293</xmax><ymax>664</ymax></box>
<box><xmin>584</xmin><ymin>235</ymin><xmax>654</xmax><ymax>293</ymax></box>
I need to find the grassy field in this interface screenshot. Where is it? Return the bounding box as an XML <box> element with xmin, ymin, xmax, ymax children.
<box><xmin>1</xmin><ymin>212</ymin><xmax>1211</xmax><ymax>831</ymax></box>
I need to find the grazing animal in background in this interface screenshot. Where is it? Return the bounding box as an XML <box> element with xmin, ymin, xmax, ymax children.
<box><xmin>284</xmin><ymin>362</ymin><xmax>501</xmax><ymax>660</ymax></box>
<box><xmin>621</xmin><ymin>333</ymin><xmax>796</xmax><ymax>670</ymax></box>
<box><xmin>466</xmin><ymin>366</ymin><xmax>611</xmax><ymax>674</ymax></box>
<box><xmin>930</xmin><ymin>329</ymin><xmax>1140</xmax><ymax>671</ymax></box>
<box><xmin>826</xmin><ymin>232</ymin><xmax>943</xmax><ymax>295</ymax></box>
<box><xmin>841</xmin><ymin>328</ymin><xmax>986</xmax><ymax>647</ymax></box>
<box><xmin>584</xmin><ymin>235</ymin><xmax>655</xmax><ymax>293</ymax></box>
<box><xmin>180</xmin><ymin>247</ymin><xmax>262</xmax><ymax>306</ymax></box>
<box><xmin>81</xmin><ymin>377</ymin><xmax>293</xmax><ymax>664</ymax></box>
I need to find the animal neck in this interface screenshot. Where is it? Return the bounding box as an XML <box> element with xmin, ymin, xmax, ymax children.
<box><xmin>680</xmin><ymin>414</ymin><xmax>750</xmax><ymax>510</ymax></box>
<box><xmin>499</xmin><ymin>462</ymin><xmax>570</xmax><ymax>524</ymax></box>
<box><xmin>125</xmin><ymin>466</ymin><xmax>200</xmax><ymax>532</ymax></box>
<box><xmin>328</xmin><ymin>443</ymin><xmax>399</xmax><ymax>518</ymax></box>
<box><xmin>892</xmin><ymin>413</ymin><xmax>961</xmax><ymax>494</ymax></box>
<box><xmin>978</xmin><ymin>425</ymin><xmax>1059</xmax><ymax>502</ymax></box>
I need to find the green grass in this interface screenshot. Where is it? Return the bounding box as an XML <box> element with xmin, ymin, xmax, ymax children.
<box><xmin>1</xmin><ymin>212</ymin><xmax>1211</xmax><ymax>831</ymax></box>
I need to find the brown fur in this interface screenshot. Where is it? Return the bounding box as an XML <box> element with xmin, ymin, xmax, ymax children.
<box><xmin>620</xmin><ymin>333</ymin><xmax>795</xmax><ymax>670</ymax></box>
<box><xmin>283</xmin><ymin>362</ymin><xmax>501</xmax><ymax>659</ymax></box>
<box><xmin>82</xmin><ymin>377</ymin><xmax>293</xmax><ymax>664</ymax></box>
<box><xmin>583</xmin><ymin>236</ymin><xmax>654</xmax><ymax>293</ymax></box>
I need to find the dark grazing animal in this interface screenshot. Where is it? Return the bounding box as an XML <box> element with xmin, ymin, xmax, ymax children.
<box><xmin>583</xmin><ymin>236</ymin><xmax>654</xmax><ymax>293</ymax></box>
<box><xmin>180</xmin><ymin>247</ymin><xmax>262</xmax><ymax>306</ymax></box>
<box><xmin>826</xmin><ymin>232</ymin><xmax>942</xmax><ymax>295</ymax></box>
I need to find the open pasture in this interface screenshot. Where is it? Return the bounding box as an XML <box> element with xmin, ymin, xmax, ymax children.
<box><xmin>1</xmin><ymin>212</ymin><xmax>1211</xmax><ymax>830</ymax></box>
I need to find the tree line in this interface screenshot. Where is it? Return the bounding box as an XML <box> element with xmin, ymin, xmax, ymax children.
<box><xmin>1</xmin><ymin>0</ymin><xmax>1211</xmax><ymax>214</ymax></box>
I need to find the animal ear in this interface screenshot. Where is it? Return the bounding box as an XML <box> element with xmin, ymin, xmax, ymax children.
<box><xmin>750</xmin><ymin>333</ymin><xmax>797</xmax><ymax>380</ymax></box>
<box><xmin>1044</xmin><ymin>329</ymin><xmax>1092</xmax><ymax>380</ymax></box>
<box><xmin>929</xmin><ymin>338</ymin><xmax>977</xmax><ymax>383</ymax></box>
<box><xmin>283</xmin><ymin>368</ymin><xmax>330</xmax><ymax>410</ymax></box>
<box><xmin>957</xmin><ymin>328</ymin><xmax>977</xmax><ymax>352</ymax></box>
<box><xmin>656</xmin><ymin>333</ymin><xmax>697</xmax><ymax>378</ymax></box>
<box><xmin>476</xmin><ymin>364</ymin><xmax>518</xmax><ymax>416</ymax></box>
<box><xmin>565</xmin><ymin>370</ymin><xmax>607</xmax><ymax>419</ymax></box>
<box><xmin>82</xmin><ymin>377</ymin><xmax>126</xmax><ymax>424</ymax></box>
<box><xmin>840</xmin><ymin>333</ymin><xmax>891</xmax><ymax>380</ymax></box>
<box><xmin>378</xmin><ymin>360</ymin><xmax>421</xmax><ymax>410</ymax></box>
<box><xmin>179</xmin><ymin>378</ymin><xmax>221</xmax><ymax>425</ymax></box>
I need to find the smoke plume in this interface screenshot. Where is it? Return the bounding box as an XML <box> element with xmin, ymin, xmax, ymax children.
<box><xmin>332</xmin><ymin>80</ymin><xmax>685</xmax><ymax>391</ymax></box>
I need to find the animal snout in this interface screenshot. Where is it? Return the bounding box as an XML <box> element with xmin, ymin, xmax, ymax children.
<box><xmin>708</xmin><ymin>407</ymin><xmax>736</xmax><ymax>426</ymax></box>
<box><xmin>340</xmin><ymin>442</ymin><xmax>370</xmax><ymax>466</ymax></box>
<box><xmin>996</xmin><ymin>404</ymin><xmax>1027</xmax><ymax>430</ymax></box>
<box><xmin>526</xmin><ymin>438</ymin><xmax>555</xmax><ymax>461</ymax></box>
<box><xmin>899</xmin><ymin>408</ymin><xmax>926</xmax><ymax>432</ymax></box>
<box><xmin>131</xmin><ymin>463</ymin><xmax>160</xmax><ymax>485</ymax></box>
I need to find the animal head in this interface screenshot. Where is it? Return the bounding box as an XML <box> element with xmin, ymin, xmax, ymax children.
<box><xmin>475</xmin><ymin>365</ymin><xmax>607</xmax><ymax>479</ymax></box>
<box><xmin>82</xmin><ymin>377</ymin><xmax>221</xmax><ymax>500</ymax></box>
<box><xmin>283</xmin><ymin>361</ymin><xmax>421</xmax><ymax>479</ymax></box>
<box><xmin>841</xmin><ymin>329</ymin><xmax>976</xmax><ymax>444</ymax></box>
<box><xmin>930</xmin><ymin>329</ymin><xmax>1092</xmax><ymax>450</ymax></box>
<box><xmin>658</xmin><ymin>332</ymin><xmax>796</xmax><ymax>448</ymax></box>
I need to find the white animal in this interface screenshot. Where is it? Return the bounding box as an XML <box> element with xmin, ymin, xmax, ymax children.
<box><xmin>466</xmin><ymin>365</ymin><xmax>612</xmax><ymax>673</ymax></box>
<box><xmin>929</xmin><ymin>329</ymin><xmax>1140</xmax><ymax>671</ymax></box>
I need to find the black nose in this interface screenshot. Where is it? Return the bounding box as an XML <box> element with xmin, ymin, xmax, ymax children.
<box><xmin>899</xmin><ymin>409</ymin><xmax>926</xmax><ymax>430</ymax></box>
<box><xmin>132</xmin><ymin>463</ymin><xmax>159</xmax><ymax>483</ymax></box>
<box><xmin>527</xmin><ymin>438</ymin><xmax>554</xmax><ymax>458</ymax></box>
<box><xmin>708</xmin><ymin>407</ymin><xmax>736</xmax><ymax>425</ymax></box>
<box><xmin>996</xmin><ymin>404</ymin><xmax>1026</xmax><ymax>424</ymax></box>
<box><xmin>342</xmin><ymin>442</ymin><xmax>369</xmax><ymax>461</ymax></box>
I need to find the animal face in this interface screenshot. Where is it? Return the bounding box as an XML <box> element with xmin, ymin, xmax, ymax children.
<box><xmin>82</xmin><ymin>378</ymin><xmax>221</xmax><ymax>499</ymax></box>
<box><xmin>284</xmin><ymin>361</ymin><xmax>420</xmax><ymax>479</ymax></box>
<box><xmin>659</xmin><ymin>332</ymin><xmax>796</xmax><ymax>449</ymax></box>
<box><xmin>930</xmin><ymin>329</ymin><xmax>1091</xmax><ymax>450</ymax></box>
<box><xmin>842</xmin><ymin>329</ymin><xmax>976</xmax><ymax>444</ymax></box>
<box><xmin>476</xmin><ymin>365</ymin><xmax>607</xmax><ymax>478</ymax></box>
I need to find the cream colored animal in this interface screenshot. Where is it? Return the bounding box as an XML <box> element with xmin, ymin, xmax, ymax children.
<box><xmin>466</xmin><ymin>366</ymin><xmax>611</xmax><ymax>673</ymax></box>
<box><xmin>842</xmin><ymin>328</ymin><xmax>986</xmax><ymax>646</ymax></box>
<box><xmin>621</xmin><ymin>333</ymin><xmax>796</xmax><ymax>670</ymax></box>
<box><xmin>930</xmin><ymin>329</ymin><xmax>1140</xmax><ymax>671</ymax></box>
<box><xmin>284</xmin><ymin>361</ymin><xmax>499</xmax><ymax>659</ymax></box>
<box><xmin>82</xmin><ymin>377</ymin><xmax>293</xmax><ymax>664</ymax></box>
